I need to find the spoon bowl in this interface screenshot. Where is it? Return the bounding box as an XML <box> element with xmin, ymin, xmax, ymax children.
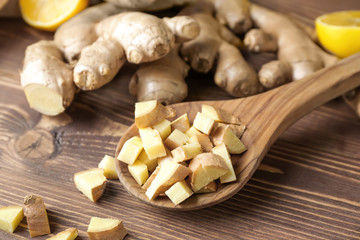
<box><xmin>116</xmin><ymin>53</ymin><xmax>360</xmax><ymax>210</ymax></box>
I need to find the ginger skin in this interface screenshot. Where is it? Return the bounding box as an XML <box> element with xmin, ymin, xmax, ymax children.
<box><xmin>104</xmin><ymin>0</ymin><xmax>194</xmax><ymax>11</ymax></box>
<box><xmin>244</xmin><ymin>4</ymin><xmax>338</xmax><ymax>87</ymax></box>
<box><xmin>180</xmin><ymin>1</ymin><xmax>262</xmax><ymax>97</ymax></box>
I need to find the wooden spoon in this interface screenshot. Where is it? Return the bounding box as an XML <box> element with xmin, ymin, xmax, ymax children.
<box><xmin>116</xmin><ymin>53</ymin><xmax>360</xmax><ymax>211</ymax></box>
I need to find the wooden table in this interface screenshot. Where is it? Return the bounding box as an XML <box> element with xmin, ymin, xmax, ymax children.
<box><xmin>1</xmin><ymin>0</ymin><xmax>359</xmax><ymax>239</ymax></box>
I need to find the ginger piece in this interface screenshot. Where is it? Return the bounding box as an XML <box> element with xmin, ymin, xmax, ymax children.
<box><xmin>128</xmin><ymin>160</ymin><xmax>149</xmax><ymax>186</ymax></box>
<box><xmin>185</xmin><ymin>126</ymin><xmax>202</xmax><ymax>138</ymax></box>
<box><xmin>188</xmin><ymin>134</ymin><xmax>213</xmax><ymax>152</ymax></box>
<box><xmin>171</xmin><ymin>143</ymin><xmax>203</xmax><ymax>162</ymax></box>
<box><xmin>142</xmin><ymin>166</ymin><xmax>160</xmax><ymax>190</ymax></box>
<box><xmin>165</xmin><ymin>180</ymin><xmax>193</xmax><ymax>205</ymax></box>
<box><xmin>74</xmin><ymin>168</ymin><xmax>107</xmax><ymax>202</ymax></box>
<box><xmin>23</xmin><ymin>195</ymin><xmax>51</xmax><ymax>237</ymax></box>
<box><xmin>201</xmin><ymin>104</ymin><xmax>242</xmax><ymax>125</ymax></box>
<box><xmin>157</xmin><ymin>148</ymin><xmax>175</xmax><ymax>167</ymax></box>
<box><xmin>104</xmin><ymin>0</ymin><xmax>194</xmax><ymax>12</ymax></box>
<box><xmin>212</xmin><ymin>143</ymin><xmax>236</xmax><ymax>183</ymax></box>
<box><xmin>152</xmin><ymin>119</ymin><xmax>171</xmax><ymax>140</ymax></box>
<box><xmin>164</xmin><ymin>129</ymin><xmax>190</xmax><ymax>150</ymax></box>
<box><xmin>171</xmin><ymin>113</ymin><xmax>190</xmax><ymax>133</ymax></box>
<box><xmin>245</xmin><ymin>4</ymin><xmax>338</xmax><ymax>85</ymax></box>
<box><xmin>137</xmin><ymin>150</ymin><xmax>158</xmax><ymax>172</ymax></box>
<box><xmin>196</xmin><ymin>181</ymin><xmax>217</xmax><ymax>193</ymax></box>
<box><xmin>46</xmin><ymin>228</ymin><xmax>78</xmax><ymax>240</ymax></box>
<box><xmin>20</xmin><ymin>40</ymin><xmax>76</xmax><ymax>116</ymax></box>
<box><xmin>244</xmin><ymin>28</ymin><xmax>277</xmax><ymax>53</ymax></box>
<box><xmin>87</xmin><ymin>217</ymin><xmax>127</xmax><ymax>240</ymax></box>
<box><xmin>188</xmin><ymin>153</ymin><xmax>228</xmax><ymax>192</ymax></box>
<box><xmin>216</xmin><ymin>122</ymin><xmax>246</xmax><ymax>139</ymax></box>
<box><xmin>135</xmin><ymin>100</ymin><xmax>176</xmax><ymax>128</ymax></box>
<box><xmin>0</xmin><ymin>205</ymin><xmax>24</xmax><ymax>233</ymax></box>
<box><xmin>210</xmin><ymin>0</ymin><xmax>252</xmax><ymax>34</ymax></box>
<box><xmin>139</xmin><ymin>127</ymin><xmax>167</xmax><ymax>160</ymax></box>
<box><xmin>258</xmin><ymin>60</ymin><xmax>292</xmax><ymax>89</ymax></box>
<box><xmin>145</xmin><ymin>161</ymin><xmax>191</xmax><ymax>200</ymax></box>
<box><xmin>98</xmin><ymin>155</ymin><xmax>118</xmax><ymax>179</ymax></box>
<box><xmin>180</xmin><ymin>1</ymin><xmax>262</xmax><ymax>97</ymax></box>
<box><xmin>193</xmin><ymin>112</ymin><xmax>216</xmax><ymax>135</ymax></box>
<box><xmin>54</xmin><ymin>3</ymin><xmax>124</xmax><ymax>63</ymax></box>
<box><xmin>117</xmin><ymin>136</ymin><xmax>143</xmax><ymax>165</ymax></box>
<box><xmin>211</xmin><ymin>125</ymin><xmax>247</xmax><ymax>154</ymax></box>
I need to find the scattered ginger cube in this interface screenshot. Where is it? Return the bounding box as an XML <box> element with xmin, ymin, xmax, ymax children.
<box><xmin>139</xmin><ymin>127</ymin><xmax>166</xmax><ymax>159</ymax></box>
<box><xmin>188</xmin><ymin>133</ymin><xmax>213</xmax><ymax>152</ymax></box>
<box><xmin>171</xmin><ymin>113</ymin><xmax>190</xmax><ymax>132</ymax></box>
<box><xmin>0</xmin><ymin>205</ymin><xmax>24</xmax><ymax>233</ymax></box>
<box><xmin>117</xmin><ymin>136</ymin><xmax>143</xmax><ymax>165</ymax></box>
<box><xmin>138</xmin><ymin>150</ymin><xmax>158</xmax><ymax>172</ymax></box>
<box><xmin>146</xmin><ymin>161</ymin><xmax>191</xmax><ymax>200</ymax></box>
<box><xmin>98</xmin><ymin>155</ymin><xmax>118</xmax><ymax>179</ymax></box>
<box><xmin>152</xmin><ymin>119</ymin><xmax>171</xmax><ymax>140</ymax></box>
<box><xmin>165</xmin><ymin>180</ymin><xmax>193</xmax><ymax>205</ymax></box>
<box><xmin>202</xmin><ymin>104</ymin><xmax>242</xmax><ymax>125</ymax></box>
<box><xmin>185</xmin><ymin>126</ymin><xmax>202</xmax><ymax>138</ymax></box>
<box><xmin>128</xmin><ymin>160</ymin><xmax>149</xmax><ymax>185</ymax></box>
<box><xmin>46</xmin><ymin>228</ymin><xmax>78</xmax><ymax>240</ymax></box>
<box><xmin>87</xmin><ymin>217</ymin><xmax>127</xmax><ymax>240</ymax></box>
<box><xmin>135</xmin><ymin>100</ymin><xmax>175</xmax><ymax>128</ymax></box>
<box><xmin>212</xmin><ymin>143</ymin><xmax>236</xmax><ymax>183</ymax></box>
<box><xmin>211</xmin><ymin>125</ymin><xmax>246</xmax><ymax>154</ymax></box>
<box><xmin>193</xmin><ymin>112</ymin><xmax>216</xmax><ymax>135</ymax></box>
<box><xmin>23</xmin><ymin>195</ymin><xmax>51</xmax><ymax>237</ymax></box>
<box><xmin>171</xmin><ymin>143</ymin><xmax>203</xmax><ymax>162</ymax></box>
<box><xmin>164</xmin><ymin>129</ymin><xmax>189</xmax><ymax>150</ymax></box>
<box><xmin>74</xmin><ymin>168</ymin><xmax>107</xmax><ymax>202</ymax></box>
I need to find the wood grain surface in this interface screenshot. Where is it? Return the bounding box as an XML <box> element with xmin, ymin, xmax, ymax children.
<box><xmin>0</xmin><ymin>0</ymin><xmax>360</xmax><ymax>239</ymax></box>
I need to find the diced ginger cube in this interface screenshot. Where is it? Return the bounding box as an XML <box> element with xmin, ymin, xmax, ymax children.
<box><xmin>137</xmin><ymin>150</ymin><xmax>158</xmax><ymax>172</ymax></box>
<box><xmin>145</xmin><ymin>161</ymin><xmax>191</xmax><ymax>200</ymax></box>
<box><xmin>212</xmin><ymin>143</ymin><xmax>236</xmax><ymax>183</ymax></box>
<box><xmin>152</xmin><ymin>119</ymin><xmax>171</xmax><ymax>140</ymax></box>
<box><xmin>188</xmin><ymin>153</ymin><xmax>228</xmax><ymax>192</ymax></box>
<box><xmin>188</xmin><ymin>133</ymin><xmax>213</xmax><ymax>152</ymax></box>
<box><xmin>185</xmin><ymin>126</ymin><xmax>202</xmax><ymax>138</ymax></box>
<box><xmin>74</xmin><ymin>168</ymin><xmax>107</xmax><ymax>202</ymax></box>
<box><xmin>23</xmin><ymin>195</ymin><xmax>51</xmax><ymax>237</ymax></box>
<box><xmin>193</xmin><ymin>112</ymin><xmax>216</xmax><ymax>135</ymax></box>
<box><xmin>46</xmin><ymin>228</ymin><xmax>78</xmax><ymax>240</ymax></box>
<box><xmin>135</xmin><ymin>100</ymin><xmax>176</xmax><ymax>128</ymax></box>
<box><xmin>157</xmin><ymin>148</ymin><xmax>175</xmax><ymax>167</ymax></box>
<box><xmin>117</xmin><ymin>136</ymin><xmax>143</xmax><ymax>165</ymax></box>
<box><xmin>217</xmin><ymin>122</ymin><xmax>246</xmax><ymax>138</ymax></box>
<box><xmin>201</xmin><ymin>104</ymin><xmax>242</xmax><ymax>125</ymax></box>
<box><xmin>211</xmin><ymin>125</ymin><xmax>247</xmax><ymax>154</ymax></box>
<box><xmin>142</xmin><ymin>166</ymin><xmax>160</xmax><ymax>190</ymax></box>
<box><xmin>164</xmin><ymin>129</ymin><xmax>189</xmax><ymax>150</ymax></box>
<box><xmin>87</xmin><ymin>217</ymin><xmax>127</xmax><ymax>240</ymax></box>
<box><xmin>139</xmin><ymin>127</ymin><xmax>166</xmax><ymax>159</ymax></box>
<box><xmin>171</xmin><ymin>113</ymin><xmax>190</xmax><ymax>132</ymax></box>
<box><xmin>98</xmin><ymin>155</ymin><xmax>118</xmax><ymax>179</ymax></box>
<box><xmin>128</xmin><ymin>160</ymin><xmax>149</xmax><ymax>186</ymax></box>
<box><xmin>171</xmin><ymin>143</ymin><xmax>203</xmax><ymax>162</ymax></box>
<box><xmin>165</xmin><ymin>180</ymin><xmax>193</xmax><ymax>205</ymax></box>
<box><xmin>196</xmin><ymin>181</ymin><xmax>217</xmax><ymax>193</ymax></box>
<box><xmin>0</xmin><ymin>205</ymin><xmax>24</xmax><ymax>233</ymax></box>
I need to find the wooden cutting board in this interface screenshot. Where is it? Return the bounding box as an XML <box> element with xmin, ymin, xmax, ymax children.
<box><xmin>0</xmin><ymin>0</ymin><xmax>359</xmax><ymax>239</ymax></box>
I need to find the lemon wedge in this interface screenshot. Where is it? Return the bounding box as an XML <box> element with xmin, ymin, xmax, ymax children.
<box><xmin>316</xmin><ymin>11</ymin><xmax>360</xmax><ymax>58</ymax></box>
<box><xmin>19</xmin><ymin>0</ymin><xmax>89</xmax><ymax>32</ymax></box>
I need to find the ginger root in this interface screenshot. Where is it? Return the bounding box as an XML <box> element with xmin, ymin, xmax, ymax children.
<box><xmin>180</xmin><ymin>1</ymin><xmax>262</xmax><ymax>97</ymax></box>
<box><xmin>104</xmin><ymin>0</ymin><xmax>194</xmax><ymax>11</ymax></box>
<box><xmin>20</xmin><ymin>40</ymin><xmax>76</xmax><ymax>116</ymax></box>
<box><xmin>244</xmin><ymin>4</ymin><xmax>338</xmax><ymax>88</ymax></box>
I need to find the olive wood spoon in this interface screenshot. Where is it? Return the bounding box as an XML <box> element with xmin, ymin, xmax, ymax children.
<box><xmin>116</xmin><ymin>53</ymin><xmax>360</xmax><ymax>211</ymax></box>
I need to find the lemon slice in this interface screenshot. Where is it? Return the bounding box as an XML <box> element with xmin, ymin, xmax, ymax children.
<box><xmin>316</xmin><ymin>11</ymin><xmax>360</xmax><ymax>58</ymax></box>
<box><xmin>19</xmin><ymin>0</ymin><xmax>89</xmax><ymax>32</ymax></box>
